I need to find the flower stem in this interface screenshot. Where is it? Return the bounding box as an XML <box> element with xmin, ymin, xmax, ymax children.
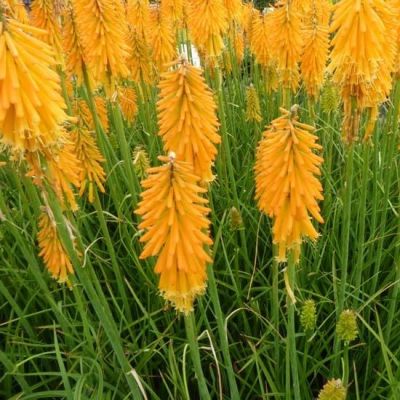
<box><xmin>286</xmin><ymin>251</ymin><xmax>301</xmax><ymax>400</ymax></box>
<box><xmin>184</xmin><ymin>313</ymin><xmax>211</xmax><ymax>400</ymax></box>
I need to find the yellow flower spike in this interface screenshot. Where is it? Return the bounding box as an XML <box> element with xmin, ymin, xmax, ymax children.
<box><xmin>94</xmin><ymin>96</ymin><xmax>109</xmax><ymax>132</ymax></box>
<box><xmin>270</xmin><ymin>1</ymin><xmax>303</xmax><ymax>92</ymax></box>
<box><xmin>157</xmin><ymin>59</ymin><xmax>221</xmax><ymax>183</ymax></box>
<box><xmin>149</xmin><ymin>7</ymin><xmax>177</xmax><ymax>73</ymax></box>
<box><xmin>255</xmin><ymin>106</ymin><xmax>324</xmax><ymax>263</ymax></box>
<box><xmin>186</xmin><ymin>0</ymin><xmax>228</xmax><ymax>59</ymax></box>
<box><xmin>72</xmin><ymin>0</ymin><xmax>130</xmax><ymax>88</ymax></box>
<box><xmin>250</xmin><ymin>8</ymin><xmax>274</xmax><ymax>67</ymax></box>
<box><xmin>135</xmin><ymin>154</ymin><xmax>213</xmax><ymax>314</ymax></box>
<box><xmin>4</xmin><ymin>0</ymin><xmax>29</xmax><ymax>23</ymax></box>
<box><xmin>328</xmin><ymin>0</ymin><xmax>397</xmax><ymax>142</ymax></box>
<box><xmin>73</xmin><ymin>97</ymin><xmax>109</xmax><ymax>132</ymax></box>
<box><xmin>160</xmin><ymin>0</ymin><xmax>184</xmax><ymax>27</ymax></box>
<box><xmin>390</xmin><ymin>0</ymin><xmax>400</xmax><ymax>77</ymax></box>
<box><xmin>62</xmin><ymin>1</ymin><xmax>92</xmax><ymax>85</ymax></box>
<box><xmin>0</xmin><ymin>17</ymin><xmax>68</xmax><ymax>151</ymax></box>
<box><xmin>45</xmin><ymin>137</ymin><xmax>82</xmax><ymax>211</ymax></box>
<box><xmin>223</xmin><ymin>0</ymin><xmax>242</xmax><ymax>23</ymax></box>
<box><xmin>118</xmin><ymin>87</ymin><xmax>138</xmax><ymax>123</ymax></box>
<box><xmin>25</xmin><ymin>131</ymin><xmax>81</xmax><ymax>212</ymax></box>
<box><xmin>245</xmin><ymin>85</ymin><xmax>262</xmax><ymax>123</ymax></box>
<box><xmin>37</xmin><ymin>208</ymin><xmax>75</xmax><ymax>284</ymax></box>
<box><xmin>127</xmin><ymin>26</ymin><xmax>154</xmax><ymax>84</ymax></box>
<box><xmin>72</xmin><ymin>128</ymin><xmax>106</xmax><ymax>203</ymax></box>
<box><xmin>300</xmin><ymin>0</ymin><xmax>331</xmax><ymax>101</ymax></box>
<box><xmin>229</xmin><ymin>24</ymin><xmax>244</xmax><ymax>65</ymax></box>
<box><xmin>31</xmin><ymin>0</ymin><xmax>64</xmax><ymax>62</ymax></box>
<box><xmin>127</xmin><ymin>0</ymin><xmax>150</xmax><ymax>36</ymax></box>
<box><xmin>242</xmin><ymin>2</ymin><xmax>257</xmax><ymax>43</ymax></box>
<box><xmin>73</xmin><ymin>99</ymin><xmax>93</xmax><ymax>129</ymax></box>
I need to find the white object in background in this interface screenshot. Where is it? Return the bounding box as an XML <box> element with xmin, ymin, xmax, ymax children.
<box><xmin>178</xmin><ymin>43</ymin><xmax>201</xmax><ymax>67</ymax></box>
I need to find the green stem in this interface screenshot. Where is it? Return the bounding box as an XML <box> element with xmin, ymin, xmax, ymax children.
<box><xmin>287</xmin><ymin>252</ymin><xmax>301</xmax><ymax>400</ymax></box>
<box><xmin>343</xmin><ymin>344</ymin><xmax>350</xmax><ymax>387</ymax></box>
<box><xmin>184</xmin><ymin>313</ymin><xmax>211</xmax><ymax>400</ymax></box>
<box><xmin>207</xmin><ymin>263</ymin><xmax>240</xmax><ymax>400</ymax></box>
<box><xmin>333</xmin><ymin>143</ymin><xmax>354</xmax><ymax>375</ymax></box>
<box><xmin>214</xmin><ymin>68</ymin><xmax>251</xmax><ymax>272</ymax></box>
<box><xmin>93</xmin><ymin>191</ymin><xmax>133</xmax><ymax>323</ymax></box>
<box><xmin>110</xmin><ymin>103</ymin><xmax>139</xmax><ymax>204</ymax></box>
<box><xmin>272</xmin><ymin>245</ymin><xmax>280</xmax><ymax>372</ymax></box>
<box><xmin>353</xmin><ymin>144</ymin><xmax>370</xmax><ymax>306</ymax></box>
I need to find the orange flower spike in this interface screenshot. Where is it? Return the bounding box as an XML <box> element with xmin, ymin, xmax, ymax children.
<box><xmin>160</xmin><ymin>0</ymin><xmax>184</xmax><ymax>27</ymax></box>
<box><xmin>118</xmin><ymin>87</ymin><xmax>138</xmax><ymax>123</ymax></box>
<box><xmin>224</xmin><ymin>0</ymin><xmax>242</xmax><ymax>23</ymax></box>
<box><xmin>127</xmin><ymin>0</ymin><xmax>150</xmax><ymax>36</ymax></box>
<box><xmin>301</xmin><ymin>0</ymin><xmax>331</xmax><ymax>101</ymax></box>
<box><xmin>390</xmin><ymin>0</ymin><xmax>400</xmax><ymax>77</ymax></box>
<box><xmin>31</xmin><ymin>0</ymin><xmax>64</xmax><ymax>62</ymax></box>
<box><xmin>135</xmin><ymin>154</ymin><xmax>213</xmax><ymax>314</ymax></box>
<box><xmin>329</xmin><ymin>0</ymin><xmax>396</xmax><ymax>141</ymax></box>
<box><xmin>62</xmin><ymin>1</ymin><xmax>90</xmax><ymax>85</ymax></box>
<box><xmin>270</xmin><ymin>1</ymin><xmax>303</xmax><ymax>92</ymax></box>
<box><xmin>127</xmin><ymin>27</ymin><xmax>154</xmax><ymax>84</ymax></box>
<box><xmin>37</xmin><ymin>209</ymin><xmax>75</xmax><ymax>283</ymax></box>
<box><xmin>4</xmin><ymin>0</ymin><xmax>29</xmax><ymax>23</ymax></box>
<box><xmin>149</xmin><ymin>8</ymin><xmax>177</xmax><ymax>72</ymax></box>
<box><xmin>0</xmin><ymin>17</ymin><xmax>67</xmax><ymax>151</ymax></box>
<box><xmin>232</xmin><ymin>26</ymin><xmax>245</xmax><ymax>64</ymax></box>
<box><xmin>73</xmin><ymin>97</ymin><xmax>109</xmax><ymax>132</ymax></box>
<box><xmin>250</xmin><ymin>8</ymin><xmax>274</xmax><ymax>67</ymax></box>
<box><xmin>242</xmin><ymin>2</ymin><xmax>257</xmax><ymax>42</ymax></box>
<box><xmin>255</xmin><ymin>106</ymin><xmax>324</xmax><ymax>263</ymax></box>
<box><xmin>72</xmin><ymin>128</ymin><xmax>106</xmax><ymax>203</ymax></box>
<box><xmin>72</xmin><ymin>0</ymin><xmax>130</xmax><ymax>87</ymax></box>
<box><xmin>157</xmin><ymin>60</ymin><xmax>221</xmax><ymax>183</ymax></box>
<box><xmin>94</xmin><ymin>96</ymin><xmax>109</xmax><ymax>132</ymax></box>
<box><xmin>46</xmin><ymin>138</ymin><xmax>82</xmax><ymax>211</ymax></box>
<box><xmin>187</xmin><ymin>0</ymin><xmax>228</xmax><ymax>59</ymax></box>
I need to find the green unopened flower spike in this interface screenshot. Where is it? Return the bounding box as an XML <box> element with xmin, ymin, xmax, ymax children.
<box><xmin>229</xmin><ymin>206</ymin><xmax>244</xmax><ymax>231</ymax></box>
<box><xmin>318</xmin><ymin>379</ymin><xmax>346</xmax><ymax>400</ymax></box>
<box><xmin>132</xmin><ymin>146</ymin><xmax>150</xmax><ymax>179</ymax></box>
<box><xmin>300</xmin><ymin>299</ymin><xmax>317</xmax><ymax>332</ymax></box>
<box><xmin>245</xmin><ymin>85</ymin><xmax>262</xmax><ymax>123</ymax></box>
<box><xmin>336</xmin><ymin>309</ymin><xmax>358</xmax><ymax>342</ymax></box>
<box><xmin>320</xmin><ymin>78</ymin><xmax>341</xmax><ymax>116</ymax></box>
